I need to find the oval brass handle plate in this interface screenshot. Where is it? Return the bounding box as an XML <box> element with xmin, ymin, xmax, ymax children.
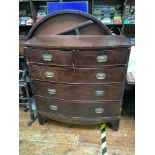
<box><xmin>44</xmin><ymin>71</ymin><xmax>54</xmax><ymax>78</ymax></box>
<box><xmin>95</xmin><ymin>90</ymin><xmax>104</xmax><ymax>96</ymax></box>
<box><xmin>48</xmin><ymin>88</ymin><xmax>56</xmax><ymax>95</ymax></box>
<box><xmin>42</xmin><ymin>54</ymin><xmax>52</xmax><ymax>61</ymax></box>
<box><xmin>95</xmin><ymin>108</ymin><xmax>104</xmax><ymax>114</ymax></box>
<box><xmin>96</xmin><ymin>73</ymin><xmax>106</xmax><ymax>80</ymax></box>
<box><xmin>96</xmin><ymin>55</ymin><xmax>107</xmax><ymax>63</ymax></box>
<box><xmin>49</xmin><ymin>105</ymin><xmax>58</xmax><ymax>111</ymax></box>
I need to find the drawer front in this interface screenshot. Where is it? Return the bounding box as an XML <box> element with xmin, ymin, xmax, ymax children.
<box><xmin>32</xmin><ymin>81</ymin><xmax>124</xmax><ymax>100</ymax></box>
<box><xmin>25</xmin><ymin>48</ymin><xmax>72</xmax><ymax>66</ymax></box>
<box><xmin>29</xmin><ymin>66</ymin><xmax>127</xmax><ymax>83</ymax></box>
<box><xmin>75</xmin><ymin>49</ymin><xmax>130</xmax><ymax>67</ymax></box>
<box><xmin>35</xmin><ymin>97</ymin><xmax>121</xmax><ymax>118</ymax></box>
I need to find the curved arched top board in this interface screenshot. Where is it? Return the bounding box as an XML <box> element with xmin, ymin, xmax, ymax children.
<box><xmin>27</xmin><ymin>10</ymin><xmax>112</xmax><ymax>40</ymax></box>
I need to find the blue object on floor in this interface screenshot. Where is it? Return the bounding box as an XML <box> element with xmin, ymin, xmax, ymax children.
<box><xmin>47</xmin><ymin>2</ymin><xmax>88</xmax><ymax>14</ymax></box>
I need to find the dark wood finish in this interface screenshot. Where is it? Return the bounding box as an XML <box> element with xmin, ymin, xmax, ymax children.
<box><xmin>24</xmin><ymin>11</ymin><xmax>131</xmax><ymax>130</ymax></box>
<box><xmin>25</xmin><ymin>48</ymin><xmax>72</xmax><ymax>66</ymax></box>
<box><xmin>25</xmin><ymin>46</ymin><xmax>130</xmax><ymax>67</ymax></box>
<box><xmin>111</xmin><ymin>119</ymin><xmax>120</xmax><ymax>131</ymax></box>
<box><xmin>37</xmin><ymin>111</ymin><xmax>120</xmax><ymax>126</ymax></box>
<box><xmin>34</xmin><ymin>97</ymin><xmax>121</xmax><ymax>118</ymax></box>
<box><xmin>24</xmin><ymin>35</ymin><xmax>130</xmax><ymax>49</ymax></box>
<box><xmin>27</xmin><ymin>10</ymin><xmax>112</xmax><ymax>39</ymax></box>
<box><xmin>54</xmin><ymin>20</ymin><xmax>94</xmax><ymax>35</ymax></box>
<box><xmin>32</xmin><ymin>81</ymin><xmax>124</xmax><ymax>101</ymax></box>
<box><xmin>28</xmin><ymin>65</ymin><xmax>127</xmax><ymax>84</ymax></box>
<box><xmin>37</xmin><ymin>113</ymin><xmax>45</xmax><ymax>125</ymax></box>
<box><xmin>75</xmin><ymin>49</ymin><xmax>130</xmax><ymax>67</ymax></box>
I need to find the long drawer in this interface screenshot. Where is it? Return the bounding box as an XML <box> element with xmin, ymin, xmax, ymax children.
<box><xmin>35</xmin><ymin>97</ymin><xmax>121</xmax><ymax>118</ymax></box>
<box><xmin>28</xmin><ymin>65</ymin><xmax>127</xmax><ymax>84</ymax></box>
<box><xmin>25</xmin><ymin>48</ymin><xmax>130</xmax><ymax>67</ymax></box>
<box><xmin>32</xmin><ymin>81</ymin><xmax>124</xmax><ymax>101</ymax></box>
<box><xmin>25</xmin><ymin>48</ymin><xmax>72</xmax><ymax>66</ymax></box>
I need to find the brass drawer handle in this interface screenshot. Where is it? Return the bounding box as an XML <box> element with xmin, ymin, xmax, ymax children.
<box><xmin>95</xmin><ymin>90</ymin><xmax>104</xmax><ymax>96</ymax></box>
<box><xmin>96</xmin><ymin>55</ymin><xmax>107</xmax><ymax>63</ymax></box>
<box><xmin>96</xmin><ymin>73</ymin><xmax>106</xmax><ymax>80</ymax></box>
<box><xmin>48</xmin><ymin>88</ymin><xmax>56</xmax><ymax>95</ymax></box>
<box><xmin>95</xmin><ymin>108</ymin><xmax>104</xmax><ymax>114</ymax></box>
<box><xmin>44</xmin><ymin>71</ymin><xmax>54</xmax><ymax>78</ymax></box>
<box><xmin>49</xmin><ymin>105</ymin><xmax>58</xmax><ymax>111</ymax></box>
<box><xmin>42</xmin><ymin>54</ymin><xmax>52</xmax><ymax>61</ymax></box>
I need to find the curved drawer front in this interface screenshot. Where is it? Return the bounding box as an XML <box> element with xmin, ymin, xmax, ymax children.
<box><xmin>29</xmin><ymin>66</ymin><xmax>127</xmax><ymax>84</ymax></box>
<box><xmin>25</xmin><ymin>48</ymin><xmax>72</xmax><ymax>66</ymax></box>
<box><xmin>35</xmin><ymin>97</ymin><xmax>121</xmax><ymax>118</ymax></box>
<box><xmin>32</xmin><ymin>81</ymin><xmax>124</xmax><ymax>100</ymax></box>
<box><xmin>75</xmin><ymin>49</ymin><xmax>130</xmax><ymax>67</ymax></box>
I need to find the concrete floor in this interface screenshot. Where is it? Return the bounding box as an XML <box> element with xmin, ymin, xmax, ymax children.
<box><xmin>19</xmin><ymin>107</ymin><xmax>135</xmax><ymax>155</ymax></box>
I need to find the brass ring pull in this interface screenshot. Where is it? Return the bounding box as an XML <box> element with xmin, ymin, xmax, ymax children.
<box><xmin>44</xmin><ymin>71</ymin><xmax>54</xmax><ymax>78</ymax></box>
<box><xmin>48</xmin><ymin>88</ymin><xmax>56</xmax><ymax>95</ymax></box>
<box><xmin>95</xmin><ymin>90</ymin><xmax>104</xmax><ymax>96</ymax></box>
<box><xmin>49</xmin><ymin>105</ymin><xmax>58</xmax><ymax>111</ymax></box>
<box><xmin>42</xmin><ymin>54</ymin><xmax>52</xmax><ymax>61</ymax></box>
<box><xmin>96</xmin><ymin>55</ymin><xmax>107</xmax><ymax>63</ymax></box>
<box><xmin>96</xmin><ymin>73</ymin><xmax>106</xmax><ymax>80</ymax></box>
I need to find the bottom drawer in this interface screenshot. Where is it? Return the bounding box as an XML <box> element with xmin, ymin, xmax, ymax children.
<box><xmin>34</xmin><ymin>97</ymin><xmax>121</xmax><ymax>118</ymax></box>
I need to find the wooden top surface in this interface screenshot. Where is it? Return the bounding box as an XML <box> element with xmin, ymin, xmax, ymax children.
<box><xmin>24</xmin><ymin>35</ymin><xmax>131</xmax><ymax>50</ymax></box>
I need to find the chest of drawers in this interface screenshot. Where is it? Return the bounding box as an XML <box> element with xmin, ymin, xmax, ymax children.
<box><xmin>24</xmin><ymin>11</ymin><xmax>131</xmax><ymax>131</ymax></box>
<box><xmin>24</xmin><ymin>10</ymin><xmax>130</xmax><ymax>130</ymax></box>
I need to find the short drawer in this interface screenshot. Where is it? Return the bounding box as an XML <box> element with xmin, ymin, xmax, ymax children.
<box><xmin>32</xmin><ymin>81</ymin><xmax>124</xmax><ymax>101</ymax></box>
<box><xmin>75</xmin><ymin>48</ymin><xmax>130</xmax><ymax>67</ymax></box>
<box><xmin>29</xmin><ymin>65</ymin><xmax>127</xmax><ymax>84</ymax></box>
<box><xmin>24</xmin><ymin>48</ymin><xmax>72</xmax><ymax>66</ymax></box>
<box><xmin>35</xmin><ymin>97</ymin><xmax>121</xmax><ymax>118</ymax></box>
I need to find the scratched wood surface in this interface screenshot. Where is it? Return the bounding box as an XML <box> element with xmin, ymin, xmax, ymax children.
<box><xmin>19</xmin><ymin>107</ymin><xmax>135</xmax><ymax>155</ymax></box>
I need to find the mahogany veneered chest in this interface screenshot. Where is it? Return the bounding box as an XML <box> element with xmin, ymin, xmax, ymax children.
<box><xmin>24</xmin><ymin>11</ymin><xmax>131</xmax><ymax>131</ymax></box>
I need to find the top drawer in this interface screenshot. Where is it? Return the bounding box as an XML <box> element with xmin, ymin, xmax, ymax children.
<box><xmin>24</xmin><ymin>48</ymin><xmax>72</xmax><ymax>66</ymax></box>
<box><xmin>25</xmin><ymin>48</ymin><xmax>130</xmax><ymax>67</ymax></box>
<box><xmin>75</xmin><ymin>48</ymin><xmax>130</xmax><ymax>67</ymax></box>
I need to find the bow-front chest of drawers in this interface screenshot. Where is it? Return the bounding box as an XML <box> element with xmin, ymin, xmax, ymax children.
<box><xmin>24</xmin><ymin>35</ymin><xmax>130</xmax><ymax>131</ymax></box>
